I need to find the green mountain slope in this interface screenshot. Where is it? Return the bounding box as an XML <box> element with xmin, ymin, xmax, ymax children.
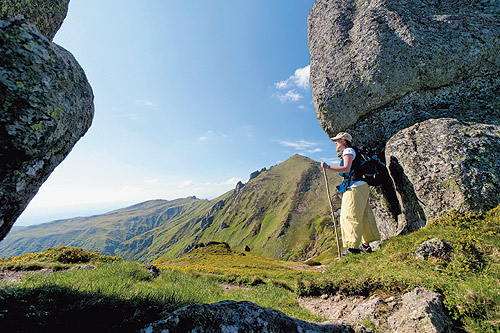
<box><xmin>0</xmin><ymin>155</ymin><xmax>343</xmax><ymax>262</ymax></box>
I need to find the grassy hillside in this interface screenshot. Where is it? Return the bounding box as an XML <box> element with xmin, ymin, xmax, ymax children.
<box><xmin>0</xmin><ymin>245</ymin><xmax>324</xmax><ymax>332</ymax></box>
<box><xmin>0</xmin><ymin>204</ymin><xmax>498</xmax><ymax>332</ymax></box>
<box><xmin>0</xmin><ymin>154</ymin><xmax>344</xmax><ymax>263</ymax></box>
<box><xmin>151</xmin><ymin>154</ymin><xmax>343</xmax><ymax>261</ymax></box>
<box><xmin>0</xmin><ymin>197</ymin><xmax>211</xmax><ymax>259</ymax></box>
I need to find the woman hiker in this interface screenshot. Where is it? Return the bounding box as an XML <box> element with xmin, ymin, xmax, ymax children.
<box><xmin>321</xmin><ymin>132</ymin><xmax>381</xmax><ymax>256</ymax></box>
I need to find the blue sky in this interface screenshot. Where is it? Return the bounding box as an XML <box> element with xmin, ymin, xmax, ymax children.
<box><xmin>16</xmin><ymin>0</ymin><xmax>338</xmax><ymax>226</ymax></box>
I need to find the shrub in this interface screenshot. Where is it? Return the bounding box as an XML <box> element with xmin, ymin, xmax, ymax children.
<box><xmin>54</xmin><ymin>247</ymin><xmax>91</xmax><ymax>264</ymax></box>
<box><xmin>0</xmin><ymin>246</ymin><xmax>123</xmax><ymax>269</ymax></box>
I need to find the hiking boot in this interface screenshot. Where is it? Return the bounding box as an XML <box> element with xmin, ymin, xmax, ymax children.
<box><xmin>341</xmin><ymin>248</ymin><xmax>361</xmax><ymax>257</ymax></box>
<box><xmin>359</xmin><ymin>243</ymin><xmax>373</xmax><ymax>254</ymax></box>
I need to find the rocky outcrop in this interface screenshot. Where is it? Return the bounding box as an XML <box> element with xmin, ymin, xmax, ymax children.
<box><xmin>219</xmin><ymin>220</ymin><xmax>229</xmax><ymax>230</ymax></box>
<box><xmin>0</xmin><ymin>18</ymin><xmax>94</xmax><ymax>241</ymax></box>
<box><xmin>386</xmin><ymin>118</ymin><xmax>500</xmax><ymax>229</ymax></box>
<box><xmin>388</xmin><ymin>287</ymin><xmax>453</xmax><ymax>333</ymax></box>
<box><xmin>197</xmin><ymin>199</ymin><xmax>225</xmax><ymax>231</ymax></box>
<box><xmin>234</xmin><ymin>180</ymin><xmax>245</xmax><ymax>194</ymax></box>
<box><xmin>0</xmin><ymin>0</ymin><xmax>70</xmax><ymax>40</ymax></box>
<box><xmin>300</xmin><ymin>287</ymin><xmax>453</xmax><ymax>332</ymax></box>
<box><xmin>308</xmin><ymin>0</ymin><xmax>500</xmax><ymax>233</ymax></box>
<box><xmin>414</xmin><ymin>238</ymin><xmax>453</xmax><ymax>261</ymax></box>
<box><xmin>308</xmin><ymin>0</ymin><xmax>500</xmax><ymax>145</ymax></box>
<box><xmin>141</xmin><ymin>300</ymin><xmax>372</xmax><ymax>333</ymax></box>
<box><xmin>249</xmin><ymin>167</ymin><xmax>267</xmax><ymax>181</ymax></box>
<box><xmin>144</xmin><ymin>264</ymin><xmax>160</xmax><ymax>278</ymax></box>
<box><xmin>249</xmin><ymin>170</ymin><xmax>261</xmax><ymax>181</ymax></box>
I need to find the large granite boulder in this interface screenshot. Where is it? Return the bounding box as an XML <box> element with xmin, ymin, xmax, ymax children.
<box><xmin>386</xmin><ymin>118</ymin><xmax>500</xmax><ymax>229</ymax></box>
<box><xmin>308</xmin><ymin>0</ymin><xmax>500</xmax><ymax>146</ymax></box>
<box><xmin>308</xmin><ymin>0</ymin><xmax>500</xmax><ymax>232</ymax></box>
<box><xmin>0</xmin><ymin>0</ymin><xmax>69</xmax><ymax>41</ymax></box>
<box><xmin>141</xmin><ymin>300</ymin><xmax>372</xmax><ymax>333</ymax></box>
<box><xmin>0</xmin><ymin>18</ymin><xmax>94</xmax><ymax>241</ymax></box>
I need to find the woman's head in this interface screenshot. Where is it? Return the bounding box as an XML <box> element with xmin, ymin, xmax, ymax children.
<box><xmin>331</xmin><ymin>132</ymin><xmax>352</xmax><ymax>150</ymax></box>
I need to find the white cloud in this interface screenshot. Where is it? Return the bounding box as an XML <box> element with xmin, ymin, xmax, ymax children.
<box><xmin>206</xmin><ymin>177</ymin><xmax>241</xmax><ymax>186</ymax></box>
<box><xmin>280</xmin><ymin>140</ymin><xmax>316</xmax><ymax>149</ymax></box>
<box><xmin>274</xmin><ymin>64</ymin><xmax>310</xmax><ymax>90</ymax></box>
<box><xmin>273</xmin><ymin>65</ymin><xmax>311</xmax><ymax>104</ymax></box>
<box><xmin>321</xmin><ymin>157</ymin><xmax>340</xmax><ymax>165</ymax></box>
<box><xmin>199</xmin><ymin>130</ymin><xmax>226</xmax><ymax>141</ymax></box>
<box><xmin>222</xmin><ymin>177</ymin><xmax>241</xmax><ymax>185</ymax></box>
<box><xmin>274</xmin><ymin>80</ymin><xmax>288</xmax><ymax>89</ymax></box>
<box><xmin>279</xmin><ymin>140</ymin><xmax>322</xmax><ymax>154</ymax></box>
<box><xmin>276</xmin><ymin>90</ymin><xmax>302</xmax><ymax>103</ymax></box>
<box><xmin>135</xmin><ymin>99</ymin><xmax>159</xmax><ymax>108</ymax></box>
<box><xmin>176</xmin><ymin>180</ymin><xmax>195</xmax><ymax>188</ymax></box>
<box><xmin>293</xmin><ymin>65</ymin><xmax>310</xmax><ymax>88</ymax></box>
<box><xmin>122</xmin><ymin>113</ymin><xmax>139</xmax><ymax>120</ymax></box>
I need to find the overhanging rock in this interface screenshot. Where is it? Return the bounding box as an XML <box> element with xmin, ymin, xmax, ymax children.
<box><xmin>0</xmin><ymin>18</ymin><xmax>94</xmax><ymax>241</ymax></box>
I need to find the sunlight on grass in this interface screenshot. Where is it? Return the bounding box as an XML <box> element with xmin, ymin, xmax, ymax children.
<box><xmin>1</xmin><ymin>204</ymin><xmax>499</xmax><ymax>331</ymax></box>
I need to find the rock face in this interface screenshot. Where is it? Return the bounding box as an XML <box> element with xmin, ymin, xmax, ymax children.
<box><xmin>196</xmin><ymin>200</ymin><xmax>225</xmax><ymax>232</ymax></box>
<box><xmin>141</xmin><ymin>300</ymin><xmax>372</xmax><ymax>333</ymax></box>
<box><xmin>234</xmin><ymin>180</ymin><xmax>245</xmax><ymax>194</ymax></box>
<box><xmin>308</xmin><ymin>0</ymin><xmax>500</xmax><ymax>144</ymax></box>
<box><xmin>0</xmin><ymin>0</ymin><xmax>70</xmax><ymax>40</ymax></box>
<box><xmin>308</xmin><ymin>0</ymin><xmax>500</xmax><ymax>232</ymax></box>
<box><xmin>0</xmin><ymin>18</ymin><xmax>94</xmax><ymax>241</ymax></box>
<box><xmin>387</xmin><ymin>118</ymin><xmax>500</xmax><ymax>228</ymax></box>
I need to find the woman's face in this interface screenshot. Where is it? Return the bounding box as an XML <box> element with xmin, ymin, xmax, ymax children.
<box><xmin>334</xmin><ymin>140</ymin><xmax>345</xmax><ymax>150</ymax></box>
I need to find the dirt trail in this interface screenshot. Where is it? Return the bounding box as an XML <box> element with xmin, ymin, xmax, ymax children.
<box><xmin>288</xmin><ymin>263</ymin><xmax>329</xmax><ymax>272</ymax></box>
<box><xmin>0</xmin><ymin>268</ymin><xmax>53</xmax><ymax>284</ymax></box>
<box><xmin>0</xmin><ymin>269</ymin><xmax>31</xmax><ymax>283</ymax></box>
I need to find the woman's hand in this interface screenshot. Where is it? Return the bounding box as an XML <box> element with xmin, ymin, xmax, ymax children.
<box><xmin>321</xmin><ymin>162</ymin><xmax>329</xmax><ymax>169</ymax></box>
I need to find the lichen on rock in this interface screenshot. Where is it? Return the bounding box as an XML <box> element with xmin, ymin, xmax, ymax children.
<box><xmin>308</xmin><ymin>0</ymin><xmax>500</xmax><ymax>143</ymax></box>
<box><xmin>386</xmin><ymin>118</ymin><xmax>500</xmax><ymax>229</ymax></box>
<box><xmin>0</xmin><ymin>17</ymin><xmax>94</xmax><ymax>241</ymax></box>
<box><xmin>0</xmin><ymin>0</ymin><xmax>69</xmax><ymax>41</ymax></box>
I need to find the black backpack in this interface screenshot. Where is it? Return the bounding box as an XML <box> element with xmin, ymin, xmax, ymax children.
<box><xmin>348</xmin><ymin>147</ymin><xmax>388</xmax><ymax>186</ymax></box>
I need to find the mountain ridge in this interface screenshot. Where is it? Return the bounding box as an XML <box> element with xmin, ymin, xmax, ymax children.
<box><xmin>0</xmin><ymin>154</ymin><xmax>343</xmax><ymax>263</ymax></box>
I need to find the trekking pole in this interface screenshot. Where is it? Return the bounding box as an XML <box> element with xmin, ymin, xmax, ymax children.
<box><xmin>322</xmin><ymin>168</ymin><xmax>342</xmax><ymax>260</ymax></box>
